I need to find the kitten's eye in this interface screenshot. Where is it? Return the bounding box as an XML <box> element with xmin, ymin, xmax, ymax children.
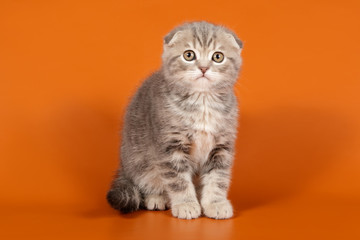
<box><xmin>212</xmin><ymin>52</ymin><xmax>224</xmax><ymax>63</ymax></box>
<box><xmin>183</xmin><ymin>50</ymin><xmax>196</xmax><ymax>61</ymax></box>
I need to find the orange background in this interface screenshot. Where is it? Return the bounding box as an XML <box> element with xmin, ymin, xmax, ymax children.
<box><xmin>1</xmin><ymin>0</ymin><xmax>359</xmax><ymax>239</ymax></box>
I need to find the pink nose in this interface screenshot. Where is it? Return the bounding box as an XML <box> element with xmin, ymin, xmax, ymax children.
<box><xmin>199</xmin><ymin>67</ymin><xmax>208</xmax><ymax>74</ymax></box>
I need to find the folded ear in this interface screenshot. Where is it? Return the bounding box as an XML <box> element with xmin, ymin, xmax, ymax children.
<box><xmin>164</xmin><ymin>30</ymin><xmax>183</xmax><ymax>46</ymax></box>
<box><xmin>225</xmin><ymin>32</ymin><xmax>243</xmax><ymax>50</ymax></box>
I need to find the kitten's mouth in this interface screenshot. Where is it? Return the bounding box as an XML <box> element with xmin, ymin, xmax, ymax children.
<box><xmin>196</xmin><ymin>75</ymin><xmax>210</xmax><ymax>81</ymax></box>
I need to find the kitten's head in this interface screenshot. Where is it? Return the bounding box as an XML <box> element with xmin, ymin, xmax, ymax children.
<box><xmin>162</xmin><ymin>21</ymin><xmax>243</xmax><ymax>93</ymax></box>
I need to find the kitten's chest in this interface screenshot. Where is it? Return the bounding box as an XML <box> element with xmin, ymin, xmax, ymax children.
<box><xmin>187</xmin><ymin>95</ymin><xmax>220</xmax><ymax>165</ymax></box>
<box><xmin>172</xmin><ymin>93</ymin><xmax>226</xmax><ymax>164</ymax></box>
<box><xmin>190</xmin><ymin>130</ymin><xmax>215</xmax><ymax>166</ymax></box>
<box><xmin>186</xmin><ymin>94</ymin><xmax>223</xmax><ymax>133</ymax></box>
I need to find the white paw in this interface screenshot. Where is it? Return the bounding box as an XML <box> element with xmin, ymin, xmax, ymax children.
<box><xmin>202</xmin><ymin>200</ymin><xmax>233</xmax><ymax>219</ymax></box>
<box><xmin>145</xmin><ymin>195</ymin><xmax>167</xmax><ymax>210</ymax></box>
<box><xmin>171</xmin><ymin>202</ymin><xmax>201</xmax><ymax>219</ymax></box>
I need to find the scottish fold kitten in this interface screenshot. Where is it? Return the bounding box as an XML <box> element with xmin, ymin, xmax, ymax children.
<box><xmin>107</xmin><ymin>21</ymin><xmax>243</xmax><ymax>219</ymax></box>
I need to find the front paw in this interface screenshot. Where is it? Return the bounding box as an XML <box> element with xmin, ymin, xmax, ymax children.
<box><xmin>202</xmin><ymin>200</ymin><xmax>233</xmax><ymax>219</ymax></box>
<box><xmin>171</xmin><ymin>202</ymin><xmax>201</xmax><ymax>220</ymax></box>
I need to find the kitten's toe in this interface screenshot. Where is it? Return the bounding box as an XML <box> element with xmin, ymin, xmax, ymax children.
<box><xmin>202</xmin><ymin>200</ymin><xmax>233</xmax><ymax>219</ymax></box>
<box><xmin>145</xmin><ymin>195</ymin><xmax>168</xmax><ymax>211</ymax></box>
<box><xmin>171</xmin><ymin>202</ymin><xmax>201</xmax><ymax>219</ymax></box>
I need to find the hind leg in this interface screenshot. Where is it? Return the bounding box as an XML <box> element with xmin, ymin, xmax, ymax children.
<box><xmin>144</xmin><ymin>193</ymin><xmax>169</xmax><ymax>210</ymax></box>
<box><xmin>134</xmin><ymin>164</ymin><xmax>170</xmax><ymax>211</ymax></box>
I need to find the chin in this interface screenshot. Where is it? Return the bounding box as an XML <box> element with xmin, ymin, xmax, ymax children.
<box><xmin>189</xmin><ymin>78</ymin><xmax>213</xmax><ymax>92</ymax></box>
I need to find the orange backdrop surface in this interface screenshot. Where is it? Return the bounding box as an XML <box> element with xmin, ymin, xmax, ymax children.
<box><xmin>1</xmin><ymin>0</ymin><xmax>360</xmax><ymax>239</ymax></box>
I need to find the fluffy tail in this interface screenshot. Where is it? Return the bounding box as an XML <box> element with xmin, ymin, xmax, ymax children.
<box><xmin>106</xmin><ymin>173</ymin><xmax>141</xmax><ymax>213</ymax></box>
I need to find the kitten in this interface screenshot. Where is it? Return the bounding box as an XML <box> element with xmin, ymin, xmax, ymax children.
<box><xmin>107</xmin><ymin>21</ymin><xmax>243</xmax><ymax>219</ymax></box>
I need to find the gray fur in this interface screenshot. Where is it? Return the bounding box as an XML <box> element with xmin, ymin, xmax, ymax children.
<box><xmin>107</xmin><ymin>21</ymin><xmax>243</xmax><ymax>219</ymax></box>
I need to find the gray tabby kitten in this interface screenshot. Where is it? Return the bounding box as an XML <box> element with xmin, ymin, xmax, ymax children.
<box><xmin>107</xmin><ymin>21</ymin><xmax>243</xmax><ymax>219</ymax></box>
